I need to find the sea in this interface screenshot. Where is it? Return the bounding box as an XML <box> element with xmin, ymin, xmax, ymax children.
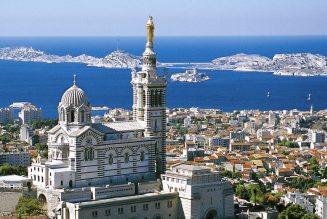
<box><xmin>0</xmin><ymin>36</ymin><xmax>327</xmax><ymax>118</ymax></box>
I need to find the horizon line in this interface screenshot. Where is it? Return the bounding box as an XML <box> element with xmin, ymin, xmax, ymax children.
<box><xmin>0</xmin><ymin>34</ymin><xmax>327</xmax><ymax>38</ymax></box>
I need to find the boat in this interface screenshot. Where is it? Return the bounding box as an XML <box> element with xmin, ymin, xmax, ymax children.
<box><xmin>267</xmin><ymin>91</ymin><xmax>270</xmax><ymax>98</ymax></box>
<box><xmin>307</xmin><ymin>93</ymin><xmax>311</xmax><ymax>101</ymax></box>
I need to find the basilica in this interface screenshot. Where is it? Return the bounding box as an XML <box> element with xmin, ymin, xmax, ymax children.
<box><xmin>28</xmin><ymin>17</ymin><xmax>234</xmax><ymax>219</ymax></box>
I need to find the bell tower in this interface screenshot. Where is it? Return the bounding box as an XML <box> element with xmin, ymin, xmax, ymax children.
<box><xmin>131</xmin><ymin>16</ymin><xmax>167</xmax><ymax>175</ymax></box>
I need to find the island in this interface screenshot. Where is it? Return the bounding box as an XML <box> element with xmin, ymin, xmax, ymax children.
<box><xmin>0</xmin><ymin>47</ymin><xmax>142</xmax><ymax>68</ymax></box>
<box><xmin>211</xmin><ymin>53</ymin><xmax>327</xmax><ymax>76</ymax></box>
<box><xmin>1</xmin><ymin>47</ymin><xmax>327</xmax><ymax>76</ymax></box>
<box><xmin>171</xmin><ymin>68</ymin><xmax>210</xmax><ymax>83</ymax></box>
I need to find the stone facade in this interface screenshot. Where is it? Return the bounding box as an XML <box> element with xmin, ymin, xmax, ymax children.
<box><xmin>28</xmin><ymin>17</ymin><xmax>234</xmax><ymax>219</ymax></box>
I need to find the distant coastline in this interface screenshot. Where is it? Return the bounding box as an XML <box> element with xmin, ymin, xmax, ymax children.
<box><xmin>1</xmin><ymin>46</ymin><xmax>326</xmax><ymax>77</ymax></box>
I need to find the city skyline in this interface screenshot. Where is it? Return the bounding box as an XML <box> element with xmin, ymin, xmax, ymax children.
<box><xmin>0</xmin><ymin>0</ymin><xmax>327</xmax><ymax>36</ymax></box>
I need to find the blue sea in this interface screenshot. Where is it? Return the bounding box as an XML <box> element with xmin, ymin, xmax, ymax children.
<box><xmin>0</xmin><ymin>36</ymin><xmax>327</xmax><ymax>118</ymax></box>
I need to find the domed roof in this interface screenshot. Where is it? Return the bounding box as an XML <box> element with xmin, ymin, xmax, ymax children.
<box><xmin>60</xmin><ymin>84</ymin><xmax>89</xmax><ymax>107</ymax></box>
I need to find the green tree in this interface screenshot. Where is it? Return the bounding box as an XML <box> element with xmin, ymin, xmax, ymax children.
<box><xmin>247</xmin><ymin>184</ymin><xmax>265</xmax><ymax>204</ymax></box>
<box><xmin>16</xmin><ymin>197</ymin><xmax>44</xmax><ymax>216</ymax></box>
<box><xmin>302</xmin><ymin>214</ymin><xmax>319</xmax><ymax>219</ymax></box>
<box><xmin>0</xmin><ymin>163</ymin><xmax>28</xmax><ymax>176</ymax></box>
<box><xmin>235</xmin><ymin>184</ymin><xmax>249</xmax><ymax>200</ymax></box>
<box><xmin>278</xmin><ymin>204</ymin><xmax>307</xmax><ymax>219</ymax></box>
<box><xmin>0</xmin><ymin>134</ymin><xmax>12</xmax><ymax>144</ymax></box>
<box><xmin>265</xmin><ymin>192</ymin><xmax>282</xmax><ymax>207</ymax></box>
<box><xmin>35</xmin><ymin>143</ymin><xmax>48</xmax><ymax>151</ymax></box>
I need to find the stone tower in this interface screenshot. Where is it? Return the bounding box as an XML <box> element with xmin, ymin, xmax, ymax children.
<box><xmin>131</xmin><ymin>16</ymin><xmax>167</xmax><ymax>175</ymax></box>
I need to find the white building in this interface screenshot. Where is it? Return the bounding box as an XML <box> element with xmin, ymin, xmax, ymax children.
<box><xmin>257</xmin><ymin>129</ymin><xmax>273</xmax><ymax>139</ymax></box>
<box><xmin>20</xmin><ymin>124</ymin><xmax>34</xmax><ymax>144</ymax></box>
<box><xmin>29</xmin><ymin>17</ymin><xmax>219</xmax><ymax>219</ymax></box>
<box><xmin>281</xmin><ymin>191</ymin><xmax>314</xmax><ymax>214</ymax></box>
<box><xmin>18</xmin><ymin>103</ymin><xmax>42</xmax><ymax>124</ymax></box>
<box><xmin>316</xmin><ymin>194</ymin><xmax>327</xmax><ymax>219</ymax></box>
<box><xmin>28</xmin><ymin>17</ymin><xmax>235</xmax><ymax>219</ymax></box>
<box><xmin>308</xmin><ymin>129</ymin><xmax>325</xmax><ymax>143</ymax></box>
<box><xmin>0</xmin><ymin>107</ymin><xmax>14</xmax><ymax>124</ymax></box>
<box><xmin>0</xmin><ymin>175</ymin><xmax>31</xmax><ymax>189</ymax></box>
<box><xmin>162</xmin><ymin>164</ymin><xmax>234</xmax><ymax>219</ymax></box>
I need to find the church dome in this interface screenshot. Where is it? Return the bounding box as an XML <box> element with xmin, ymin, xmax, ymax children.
<box><xmin>60</xmin><ymin>84</ymin><xmax>89</xmax><ymax>107</ymax></box>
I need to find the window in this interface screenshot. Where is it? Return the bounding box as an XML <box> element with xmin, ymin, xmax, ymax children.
<box><xmin>140</xmin><ymin>151</ymin><xmax>145</xmax><ymax>161</ymax></box>
<box><xmin>71</xmin><ymin>110</ymin><xmax>75</xmax><ymax>122</ymax></box>
<box><xmin>80</xmin><ymin>110</ymin><xmax>85</xmax><ymax>122</ymax></box>
<box><xmin>84</xmin><ymin>148</ymin><xmax>89</xmax><ymax>161</ymax></box>
<box><xmin>131</xmin><ymin>205</ymin><xmax>136</xmax><ymax>213</ymax></box>
<box><xmin>61</xmin><ymin>108</ymin><xmax>65</xmax><ymax>121</ymax></box>
<box><xmin>92</xmin><ymin>211</ymin><xmax>98</xmax><ymax>218</ymax></box>
<box><xmin>155</xmin><ymin>202</ymin><xmax>160</xmax><ymax>209</ymax></box>
<box><xmin>124</xmin><ymin>152</ymin><xmax>129</xmax><ymax>163</ymax></box>
<box><xmin>61</xmin><ymin>180</ymin><xmax>63</xmax><ymax>186</ymax></box>
<box><xmin>143</xmin><ymin>204</ymin><xmax>148</xmax><ymax>211</ymax></box>
<box><xmin>108</xmin><ymin>154</ymin><xmax>113</xmax><ymax>165</ymax></box>
<box><xmin>105</xmin><ymin>209</ymin><xmax>111</xmax><ymax>216</ymax></box>
<box><xmin>118</xmin><ymin>207</ymin><xmax>124</xmax><ymax>214</ymax></box>
<box><xmin>85</xmin><ymin>147</ymin><xmax>94</xmax><ymax>161</ymax></box>
<box><xmin>167</xmin><ymin>200</ymin><xmax>173</xmax><ymax>208</ymax></box>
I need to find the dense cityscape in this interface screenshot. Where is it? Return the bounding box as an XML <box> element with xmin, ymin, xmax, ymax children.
<box><xmin>0</xmin><ymin>2</ymin><xmax>327</xmax><ymax>218</ymax></box>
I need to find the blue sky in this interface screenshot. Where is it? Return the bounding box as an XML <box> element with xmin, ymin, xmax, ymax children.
<box><xmin>0</xmin><ymin>0</ymin><xmax>326</xmax><ymax>36</ymax></box>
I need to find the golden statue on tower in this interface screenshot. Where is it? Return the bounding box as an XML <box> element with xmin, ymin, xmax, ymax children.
<box><xmin>146</xmin><ymin>16</ymin><xmax>154</xmax><ymax>48</ymax></box>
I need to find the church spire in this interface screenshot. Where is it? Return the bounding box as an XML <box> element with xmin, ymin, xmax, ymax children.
<box><xmin>146</xmin><ymin>16</ymin><xmax>154</xmax><ymax>48</ymax></box>
<box><xmin>142</xmin><ymin>16</ymin><xmax>157</xmax><ymax>73</ymax></box>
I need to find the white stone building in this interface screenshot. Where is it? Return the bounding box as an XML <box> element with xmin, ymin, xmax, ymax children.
<box><xmin>18</xmin><ymin>103</ymin><xmax>42</xmax><ymax>124</ymax></box>
<box><xmin>316</xmin><ymin>194</ymin><xmax>327</xmax><ymax>219</ymax></box>
<box><xmin>281</xmin><ymin>191</ymin><xmax>314</xmax><ymax>214</ymax></box>
<box><xmin>28</xmin><ymin>17</ymin><xmax>234</xmax><ymax>219</ymax></box>
<box><xmin>162</xmin><ymin>164</ymin><xmax>234</xmax><ymax>219</ymax></box>
<box><xmin>0</xmin><ymin>175</ymin><xmax>31</xmax><ymax>189</ymax></box>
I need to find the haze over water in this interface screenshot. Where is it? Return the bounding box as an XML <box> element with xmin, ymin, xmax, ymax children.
<box><xmin>0</xmin><ymin>36</ymin><xmax>327</xmax><ymax>118</ymax></box>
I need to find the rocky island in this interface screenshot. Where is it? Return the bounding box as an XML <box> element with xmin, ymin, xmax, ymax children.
<box><xmin>0</xmin><ymin>47</ymin><xmax>142</xmax><ymax>68</ymax></box>
<box><xmin>211</xmin><ymin>53</ymin><xmax>327</xmax><ymax>76</ymax></box>
<box><xmin>171</xmin><ymin>68</ymin><xmax>210</xmax><ymax>82</ymax></box>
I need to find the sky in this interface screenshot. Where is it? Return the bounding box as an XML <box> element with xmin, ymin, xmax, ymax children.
<box><xmin>0</xmin><ymin>0</ymin><xmax>326</xmax><ymax>36</ymax></box>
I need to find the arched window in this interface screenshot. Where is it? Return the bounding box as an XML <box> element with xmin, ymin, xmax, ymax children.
<box><xmin>84</xmin><ymin>148</ymin><xmax>89</xmax><ymax>161</ymax></box>
<box><xmin>108</xmin><ymin>154</ymin><xmax>113</xmax><ymax>165</ymax></box>
<box><xmin>84</xmin><ymin>147</ymin><xmax>94</xmax><ymax>161</ymax></box>
<box><xmin>159</xmin><ymin>90</ymin><xmax>163</xmax><ymax>106</ymax></box>
<box><xmin>61</xmin><ymin>108</ymin><xmax>65</xmax><ymax>121</ymax></box>
<box><xmin>70</xmin><ymin>110</ymin><xmax>75</xmax><ymax>122</ymax></box>
<box><xmin>140</xmin><ymin>151</ymin><xmax>145</xmax><ymax>161</ymax></box>
<box><xmin>124</xmin><ymin>152</ymin><xmax>129</xmax><ymax>163</ymax></box>
<box><xmin>150</xmin><ymin>90</ymin><xmax>154</xmax><ymax>107</ymax></box>
<box><xmin>154</xmin><ymin>90</ymin><xmax>158</xmax><ymax>106</ymax></box>
<box><xmin>80</xmin><ymin>110</ymin><xmax>85</xmax><ymax>123</ymax></box>
<box><xmin>91</xmin><ymin>148</ymin><xmax>94</xmax><ymax>160</ymax></box>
